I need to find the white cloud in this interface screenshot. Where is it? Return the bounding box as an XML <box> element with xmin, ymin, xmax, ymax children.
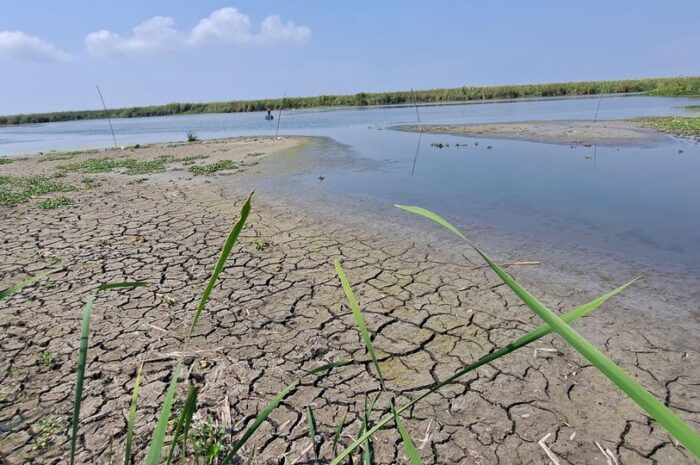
<box><xmin>85</xmin><ymin>7</ymin><xmax>311</xmax><ymax>57</ymax></box>
<box><xmin>188</xmin><ymin>7</ymin><xmax>252</xmax><ymax>46</ymax></box>
<box><xmin>85</xmin><ymin>16</ymin><xmax>179</xmax><ymax>57</ymax></box>
<box><xmin>0</xmin><ymin>31</ymin><xmax>72</xmax><ymax>62</ymax></box>
<box><xmin>258</xmin><ymin>15</ymin><xmax>311</xmax><ymax>44</ymax></box>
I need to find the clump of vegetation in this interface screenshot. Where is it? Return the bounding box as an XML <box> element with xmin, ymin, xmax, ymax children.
<box><xmin>173</xmin><ymin>155</ymin><xmax>208</xmax><ymax>163</ymax></box>
<box><xmin>61</xmin><ymin>155</ymin><xmax>171</xmax><ymax>176</ymax></box>
<box><xmin>187</xmin><ymin>131</ymin><xmax>199</xmax><ymax>142</ymax></box>
<box><xmin>188</xmin><ymin>160</ymin><xmax>238</xmax><ymax>176</ymax></box>
<box><xmin>1</xmin><ymin>77</ymin><xmax>698</xmax><ymax>125</ymax></box>
<box><xmin>0</xmin><ymin>176</ymin><xmax>75</xmax><ymax>206</ymax></box>
<box><xmin>430</xmin><ymin>142</ymin><xmax>449</xmax><ymax>148</ymax></box>
<box><xmin>38</xmin><ymin>196</ymin><xmax>74</xmax><ymax>210</ymax></box>
<box><xmin>33</xmin><ymin>417</ymin><xmax>61</xmax><ymax>450</ymax></box>
<box><xmin>81</xmin><ymin>177</ymin><xmax>101</xmax><ymax>188</ymax></box>
<box><xmin>254</xmin><ymin>238</ymin><xmax>271</xmax><ymax>251</ymax></box>
<box><xmin>0</xmin><ymin>158</ymin><xmax>13</xmax><ymax>164</ymax></box>
<box><xmin>637</xmin><ymin>116</ymin><xmax>700</xmax><ymax>139</ymax></box>
<box><xmin>39</xmin><ymin>351</ymin><xmax>56</xmax><ymax>367</ymax></box>
<box><xmin>189</xmin><ymin>419</ymin><xmax>230</xmax><ymax>464</ymax></box>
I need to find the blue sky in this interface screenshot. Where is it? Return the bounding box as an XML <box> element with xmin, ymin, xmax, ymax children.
<box><xmin>1</xmin><ymin>0</ymin><xmax>698</xmax><ymax>114</ymax></box>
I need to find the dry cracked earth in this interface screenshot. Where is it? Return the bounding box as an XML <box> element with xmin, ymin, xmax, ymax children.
<box><xmin>1</xmin><ymin>137</ymin><xmax>698</xmax><ymax>464</ymax></box>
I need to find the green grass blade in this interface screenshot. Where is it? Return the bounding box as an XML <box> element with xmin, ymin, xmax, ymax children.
<box><xmin>220</xmin><ymin>360</ymin><xmax>351</xmax><ymax>465</ymax></box>
<box><xmin>361</xmin><ymin>393</ymin><xmax>380</xmax><ymax>465</ymax></box>
<box><xmin>335</xmin><ymin>260</ymin><xmax>385</xmax><ymax>390</ymax></box>
<box><xmin>144</xmin><ymin>359</ymin><xmax>183</xmax><ymax>465</ymax></box>
<box><xmin>333</xmin><ymin>411</ymin><xmax>347</xmax><ymax>455</ymax></box>
<box><xmin>98</xmin><ymin>281</ymin><xmax>149</xmax><ymax>291</ymax></box>
<box><xmin>396</xmin><ymin>205</ymin><xmax>700</xmax><ymax>459</ymax></box>
<box><xmin>190</xmin><ymin>192</ymin><xmax>253</xmax><ymax>337</ymax></box>
<box><xmin>307</xmin><ymin>406</ymin><xmax>319</xmax><ymax>459</ymax></box>
<box><xmin>391</xmin><ymin>401</ymin><xmax>422</xmax><ymax>465</ymax></box>
<box><xmin>245</xmin><ymin>450</ymin><xmax>255</xmax><ymax>465</ymax></box>
<box><xmin>123</xmin><ymin>363</ymin><xmax>144</xmax><ymax>465</ymax></box>
<box><xmin>330</xmin><ymin>278</ymin><xmax>638</xmax><ymax>464</ymax></box>
<box><xmin>165</xmin><ymin>386</ymin><xmax>198</xmax><ymax>465</ymax></box>
<box><xmin>69</xmin><ymin>296</ymin><xmax>94</xmax><ymax>465</ymax></box>
<box><xmin>145</xmin><ymin>193</ymin><xmax>253</xmax><ymax>464</ymax></box>
<box><xmin>178</xmin><ymin>388</ymin><xmax>197</xmax><ymax>465</ymax></box>
<box><xmin>0</xmin><ymin>267</ymin><xmax>61</xmax><ymax>300</ymax></box>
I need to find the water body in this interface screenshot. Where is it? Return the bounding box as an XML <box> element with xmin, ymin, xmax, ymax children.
<box><xmin>1</xmin><ymin>95</ymin><xmax>699</xmax><ymax>276</ymax></box>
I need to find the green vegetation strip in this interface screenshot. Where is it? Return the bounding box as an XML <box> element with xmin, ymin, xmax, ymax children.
<box><xmin>37</xmin><ymin>196</ymin><xmax>73</xmax><ymax>210</ymax></box>
<box><xmin>2</xmin><ymin>77</ymin><xmax>698</xmax><ymax>125</ymax></box>
<box><xmin>0</xmin><ymin>175</ymin><xmax>75</xmax><ymax>206</ymax></box>
<box><xmin>61</xmin><ymin>155</ymin><xmax>171</xmax><ymax>175</ymax></box>
<box><xmin>188</xmin><ymin>160</ymin><xmax>238</xmax><ymax>176</ymax></box>
<box><xmin>637</xmin><ymin>116</ymin><xmax>700</xmax><ymax>138</ymax></box>
<box><xmin>396</xmin><ymin>205</ymin><xmax>700</xmax><ymax>460</ymax></box>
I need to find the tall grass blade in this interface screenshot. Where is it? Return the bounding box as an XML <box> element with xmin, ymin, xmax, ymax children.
<box><xmin>330</xmin><ymin>278</ymin><xmax>638</xmax><ymax>464</ymax></box>
<box><xmin>391</xmin><ymin>402</ymin><xmax>422</xmax><ymax>465</ymax></box>
<box><xmin>98</xmin><ymin>281</ymin><xmax>148</xmax><ymax>291</ymax></box>
<box><xmin>396</xmin><ymin>205</ymin><xmax>700</xmax><ymax>459</ymax></box>
<box><xmin>306</xmin><ymin>406</ymin><xmax>319</xmax><ymax>460</ymax></box>
<box><xmin>69</xmin><ymin>296</ymin><xmax>94</xmax><ymax>465</ymax></box>
<box><xmin>361</xmin><ymin>393</ymin><xmax>380</xmax><ymax>465</ymax></box>
<box><xmin>165</xmin><ymin>386</ymin><xmax>198</xmax><ymax>465</ymax></box>
<box><xmin>144</xmin><ymin>359</ymin><xmax>183</xmax><ymax>465</ymax></box>
<box><xmin>123</xmin><ymin>363</ymin><xmax>144</xmax><ymax>465</ymax></box>
<box><xmin>220</xmin><ymin>360</ymin><xmax>350</xmax><ymax>465</ymax></box>
<box><xmin>333</xmin><ymin>411</ymin><xmax>347</xmax><ymax>455</ymax></box>
<box><xmin>146</xmin><ymin>193</ymin><xmax>253</xmax><ymax>464</ymax></box>
<box><xmin>246</xmin><ymin>450</ymin><xmax>255</xmax><ymax>465</ymax></box>
<box><xmin>335</xmin><ymin>260</ymin><xmax>385</xmax><ymax>390</ymax></box>
<box><xmin>0</xmin><ymin>267</ymin><xmax>60</xmax><ymax>300</ymax></box>
<box><xmin>190</xmin><ymin>192</ymin><xmax>253</xmax><ymax>336</ymax></box>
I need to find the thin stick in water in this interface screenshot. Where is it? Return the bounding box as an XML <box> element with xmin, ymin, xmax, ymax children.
<box><xmin>411</xmin><ymin>88</ymin><xmax>422</xmax><ymax>128</ymax></box>
<box><xmin>96</xmin><ymin>85</ymin><xmax>118</xmax><ymax>149</ymax></box>
<box><xmin>275</xmin><ymin>91</ymin><xmax>286</xmax><ymax>137</ymax></box>
<box><xmin>593</xmin><ymin>95</ymin><xmax>603</xmax><ymax>123</ymax></box>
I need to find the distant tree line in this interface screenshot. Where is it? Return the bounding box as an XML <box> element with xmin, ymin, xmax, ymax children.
<box><xmin>1</xmin><ymin>76</ymin><xmax>698</xmax><ymax>126</ymax></box>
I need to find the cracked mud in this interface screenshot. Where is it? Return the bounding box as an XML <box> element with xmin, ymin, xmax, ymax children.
<box><xmin>1</xmin><ymin>137</ymin><xmax>698</xmax><ymax>464</ymax></box>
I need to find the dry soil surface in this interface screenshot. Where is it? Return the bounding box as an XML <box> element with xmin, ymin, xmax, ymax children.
<box><xmin>1</xmin><ymin>137</ymin><xmax>698</xmax><ymax>464</ymax></box>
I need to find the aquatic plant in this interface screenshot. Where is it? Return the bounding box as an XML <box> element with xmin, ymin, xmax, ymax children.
<box><xmin>637</xmin><ymin>116</ymin><xmax>700</xmax><ymax>139</ymax></box>
<box><xmin>187</xmin><ymin>131</ymin><xmax>199</xmax><ymax>142</ymax></box>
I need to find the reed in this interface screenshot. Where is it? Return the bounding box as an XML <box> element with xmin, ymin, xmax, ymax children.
<box><xmin>2</xmin><ymin>76</ymin><xmax>698</xmax><ymax>126</ymax></box>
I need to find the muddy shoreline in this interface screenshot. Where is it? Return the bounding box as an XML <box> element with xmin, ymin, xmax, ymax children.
<box><xmin>1</xmin><ymin>137</ymin><xmax>698</xmax><ymax>464</ymax></box>
<box><xmin>395</xmin><ymin>120</ymin><xmax>674</xmax><ymax>147</ymax></box>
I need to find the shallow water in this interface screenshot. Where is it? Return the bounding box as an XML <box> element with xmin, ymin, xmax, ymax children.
<box><xmin>2</xmin><ymin>95</ymin><xmax>699</xmax><ymax>274</ymax></box>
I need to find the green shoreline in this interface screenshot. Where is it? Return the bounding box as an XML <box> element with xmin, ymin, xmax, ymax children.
<box><xmin>1</xmin><ymin>76</ymin><xmax>698</xmax><ymax>126</ymax></box>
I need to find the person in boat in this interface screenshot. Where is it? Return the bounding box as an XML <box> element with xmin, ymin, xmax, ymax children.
<box><xmin>267</xmin><ymin>108</ymin><xmax>271</xmax><ymax>117</ymax></box>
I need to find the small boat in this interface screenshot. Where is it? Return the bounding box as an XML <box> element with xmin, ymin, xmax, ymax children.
<box><xmin>265</xmin><ymin>114</ymin><xmax>274</xmax><ymax>120</ymax></box>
